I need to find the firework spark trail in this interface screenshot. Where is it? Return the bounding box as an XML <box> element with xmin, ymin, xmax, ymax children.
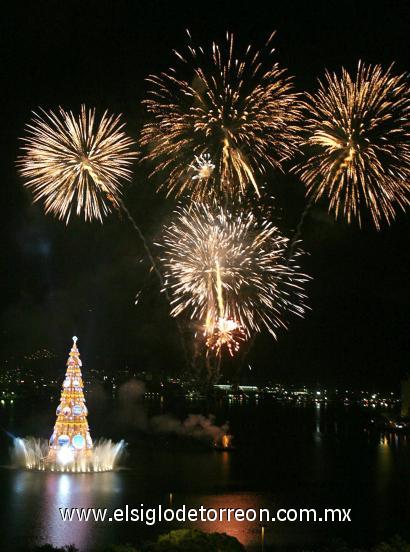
<box><xmin>140</xmin><ymin>30</ymin><xmax>301</xmax><ymax>201</ymax></box>
<box><xmin>158</xmin><ymin>202</ymin><xmax>309</xmax><ymax>356</ymax></box>
<box><xmin>19</xmin><ymin>105</ymin><xmax>136</xmax><ymax>223</ymax></box>
<box><xmin>294</xmin><ymin>62</ymin><xmax>410</xmax><ymax>229</ymax></box>
<box><xmin>119</xmin><ymin>199</ymin><xmax>192</xmax><ymax>371</ymax></box>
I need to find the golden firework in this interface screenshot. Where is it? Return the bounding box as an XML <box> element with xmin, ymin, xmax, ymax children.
<box><xmin>158</xmin><ymin>202</ymin><xmax>309</xmax><ymax>355</ymax></box>
<box><xmin>295</xmin><ymin>62</ymin><xmax>410</xmax><ymax>229</ymax></box>
<box><xmin>19</xmin><ymin>106</ymin><xmax>136</xmax><ymax>223</ymax></box>
<box><xmin>140</xmin><ymin>31</ymin><xmax>301</xmax><ymax>201</ymax></box>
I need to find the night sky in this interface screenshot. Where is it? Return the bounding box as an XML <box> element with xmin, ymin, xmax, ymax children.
<box><xmin>1</xmin><ymin>0</ymin><xmax>409</xmax><ymax>390</ymax></box>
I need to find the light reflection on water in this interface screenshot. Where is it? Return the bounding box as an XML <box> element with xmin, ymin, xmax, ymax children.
<box><xmin>1</xmin><ymin>402</ymin><xmax>410</xmax><ymax>551</ymax></box>
<box><xmin>6</xmin><ymin>470</ymin><xmax>275</xmax><ymax>550</ymax></box>
<box><xmin>190</xmin><ymin>493</ymin><xmax>264</xmax><ymax>548</ymax></box>
<box><xmin>7</xmin><ymin>470</ymin><xmax>124</xmax><ymax>551</ymax></box>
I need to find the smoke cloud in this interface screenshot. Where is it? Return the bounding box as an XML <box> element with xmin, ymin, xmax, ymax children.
<box><xmin>151</xmin><ymin>413</ymin><xmax>229</xmax><ymax>442</ymax></box>
<box><xmin>117</xmin><ymin>379</ymin><xmax>229</xmax><ymax>442</ymax></box>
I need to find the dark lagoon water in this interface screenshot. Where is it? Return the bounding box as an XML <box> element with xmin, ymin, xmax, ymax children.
<box><xmin>1</xmin><ymin>394</ymin><xmax>409</xmax><ymax>551</ymax></box>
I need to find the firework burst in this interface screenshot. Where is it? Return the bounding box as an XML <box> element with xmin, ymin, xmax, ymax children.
<box><xmin>19</xmin><ymin>105</ymin><xmax>136</xmax><ymax>223</ymax></box>
<box><xmin>158</xmin><ymin>203</ymin><xmax>309</xmax><ymax>355</ymax></box>
<box><xmin>140</xmin><ymin>31</ymin><xmax>301</xmax><ymax>201</ymax></box>
<box><xmin>190</xmin><ymin>153</ymin><xmax>216</xmax><ymax>181</ymax></box>
<box><xmin>206</xmin><ymin>317</ymin><xmax>246</xmax><ymax>356</ymax></box>
<box><xmin>295</xmin><ymin>62</ymin><xmax>410</xmax><ymax>229</ymax></box>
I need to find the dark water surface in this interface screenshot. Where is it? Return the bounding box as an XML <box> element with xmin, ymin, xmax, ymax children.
<box><xmin>1</xmin><ymin>397</ymin><xmax>409</xmax><ymax>551</ymax></box>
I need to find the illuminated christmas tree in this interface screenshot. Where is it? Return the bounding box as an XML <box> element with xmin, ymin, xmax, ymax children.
<box><xmin>47</xmin><ymin>336</ymin><xmax>93</xmax><ymax>465</ymax></box>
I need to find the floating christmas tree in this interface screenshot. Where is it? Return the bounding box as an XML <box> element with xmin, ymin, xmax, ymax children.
<box><xmin>47</xmin><ymin>336</ymin><xmax>93</xmax><ymax>466</ymax></box>
<box><xmin>13</xmin><ymin>336</ymin><xmax>124</xmax><ymax>472</ymax></box>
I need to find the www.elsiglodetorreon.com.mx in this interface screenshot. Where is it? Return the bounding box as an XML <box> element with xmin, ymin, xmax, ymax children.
<box><xmin>60</xmin><ymin>505</ymin><xmax>352</xmax><ymax>525</ymax></box>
